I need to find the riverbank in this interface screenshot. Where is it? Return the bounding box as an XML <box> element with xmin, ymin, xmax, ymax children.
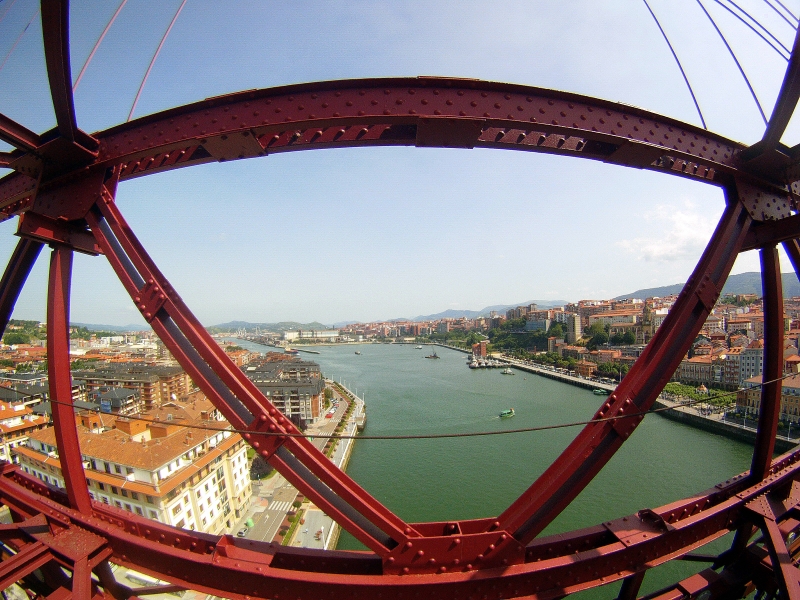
<box><xmin>498</xmin><ymin>354</ymin><xmax>798</xmax><ymax>452</ymax></box>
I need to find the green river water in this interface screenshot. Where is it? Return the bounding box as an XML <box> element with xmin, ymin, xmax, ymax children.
<box><xmin>231</xmin><ymin>340</ymin><xmax>756</xmax><ymax>596</ymax></box>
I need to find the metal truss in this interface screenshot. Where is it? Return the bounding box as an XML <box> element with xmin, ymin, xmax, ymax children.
<box><xmin>1</xmin><ymin>1</ymin><xmax>800</xmax><ymax>598</ymax></box>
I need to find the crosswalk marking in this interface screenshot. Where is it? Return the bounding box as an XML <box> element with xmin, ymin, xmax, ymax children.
<box><xmin>268</xmin><ymin>500</ymin><xmax>292</xmax><ymax>513</ymax></box>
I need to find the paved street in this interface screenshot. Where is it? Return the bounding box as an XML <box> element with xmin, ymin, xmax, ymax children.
<box><xmin>234</xmin><ymin>384</ymin><xmax>358</xmax><ymax>548</ymax></box>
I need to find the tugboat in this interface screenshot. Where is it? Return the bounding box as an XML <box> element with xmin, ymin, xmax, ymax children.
<box><xmin>425</xmin><ymin>351</ymin><xmax>440</xmax><ymax>359</ymax></box>
<box><xmin>499</xmin><ymin>408</ymin><xmax>515</xmax><ymax>418</ymax></box>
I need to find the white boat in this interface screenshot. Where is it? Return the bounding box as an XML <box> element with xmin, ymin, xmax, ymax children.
<box><xmin>501</xmin><ymin>368</ymin><xmax>514</xmax><ymax>375</ymax></box>
<box><xmin>415</xmin><ymin>346</ymin><xmax>422</xmax><ymax>349</ymax></box>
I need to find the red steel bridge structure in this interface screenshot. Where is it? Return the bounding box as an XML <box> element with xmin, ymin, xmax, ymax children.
<box><xmin>2</xmin><ymin>2</ymin><xmax>800</xmax><ymax>598</ymax></box>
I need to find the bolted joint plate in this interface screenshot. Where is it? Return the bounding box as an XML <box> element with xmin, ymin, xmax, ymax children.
<box><xmin>383</xmin><ymin>529</ymin><xmax>525</xmax><ymax>575</ymax></box>
<box><xmin>736</xmin><ymin>179</ymin><xmax>794</xmax><ymax>222</ymax></box>
<box><xmin>604</xmin><ymin>510</ymin><xmax>673</xmax><ymax>547</ymax></box>
<box><xmin>134</xmin><ymin>280</ymin><xmax>168</xmax><ymax>323</ymax></box>
<box><xmin>243</xmin><ymin>413</ymin><xmax>290</xmax><ymax>461</ymax></box>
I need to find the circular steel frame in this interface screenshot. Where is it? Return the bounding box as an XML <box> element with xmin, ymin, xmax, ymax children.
<box><xmin>1</xmin><ymin>4</ymin><xmax>800</xmax><ymax>599</ymax></box>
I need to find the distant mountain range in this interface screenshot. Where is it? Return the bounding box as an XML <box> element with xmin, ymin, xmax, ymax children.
<box><xmin>614</xmin><ymin>272</ymin><xmax>800</xmax><ymax>300</ymax></box>
<box><xmin>208</xmin><ymin>320</ymin><xmax>329</xmax><ymax>333</ymax></box>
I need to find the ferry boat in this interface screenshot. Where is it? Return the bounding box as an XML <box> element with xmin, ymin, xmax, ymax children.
<box><xmin>501</xmin><ymin>368</ymin><xmax>514</xmax><ymax>375</ymax></box>
<box><xmin>593</xmin><ymin>389</ymin><xmax>606</xmax><ymax>395</ymax></box>
<box><xmin>425</xmin><ymin>351</ymin><xmax>440</xmax><ymax>359</ymax></box>
<box><xmin>499</xmin><ymin>408</ymin><xmax>515</xmax><ymax>418</ymax></box>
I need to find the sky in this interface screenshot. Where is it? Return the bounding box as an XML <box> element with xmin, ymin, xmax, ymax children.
<box><xmin>0</xmin><ymin>0</ymin><xmax>799</xmax><ymax>327</ymax></box>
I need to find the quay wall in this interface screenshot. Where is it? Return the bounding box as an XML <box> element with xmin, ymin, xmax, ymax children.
<box><xmin>653</xmin><ymin>399</ymin><xmax>796</xmax><ymax>454</ymax></box>
<box><xmin>496</xmin><ymin>356</ymin><xmax>797</xmax><ymax>454</ymax></box>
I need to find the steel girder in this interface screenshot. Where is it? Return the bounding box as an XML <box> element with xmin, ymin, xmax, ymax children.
<box><xmin>1</xmin><ymin>1</ymin><xmax>800</xmax><ymax>598</ymax></box>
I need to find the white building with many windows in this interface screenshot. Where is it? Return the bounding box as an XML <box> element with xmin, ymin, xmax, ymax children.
<box><xmin>15</xmin><ymin>411</ymin><xmax>251</xmax><ymax>535</ymax></box>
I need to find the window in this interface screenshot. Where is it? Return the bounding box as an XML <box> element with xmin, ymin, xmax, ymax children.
<box><xmin>97</xmin><ymin>482</ymin><xmax>105</xmax><ymax>491</ymax></box>
<box><xmin>135</xmin><ymin>507</ymin><xmax>143</xmax><ymax>516</ymax></box>
<box><xmin>120</xmin><ymin>489</ymin><xmax>128</xmax><ymax>498</ymax></box>
<box><xmin>149</xmin><ymin>510</ymin><xmax>158</xmax><ymax>519</ymax></box>
<box><xmin>131</xmin><ymin>492</ymin><xmax>139</xmax><ymax>500</ymax></box>
<box><xmin>172</xmin><ymin>504</ymin><xmax>181</xmax><ymax>516</ymax></box>
<box><xmin>110</xmin><ymin>486</ymin><xmax>118</xmax><ymax>495</ymax></box>
<box><xmin>124</xmin><ymin>503</ymin><xmax>132</xmax><ymax>512</ymax></box>
<box><xmin>114</xmin><ymin>500</ymin><xmax>122</xmax><ymax>508</ymax></box>
<box><xmin>146</xmin><ymin>495</ymin><xmax>154</xmax><ymax>504</ymax></box>
<box><xmin>114</xmin><ymin>465</ymin><xmax>122</xmax><ymax>474</ymax></box>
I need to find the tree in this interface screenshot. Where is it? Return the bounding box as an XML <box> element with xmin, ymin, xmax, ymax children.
<box><xmin>622</xmin><ymin>331</ymin><xmax>636</xmax><ymax>345</ymax></box>
<box><xmin>3</xmin><ymin>332</ymin><xmax>29</xmax><ymax>345</ymax></box>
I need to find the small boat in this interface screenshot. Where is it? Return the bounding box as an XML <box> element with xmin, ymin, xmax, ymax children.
<box><xmin>499</xmin><ymin>408</ymin><xmax>515</xmax><ymax>418</ymax></box>
<box><xmin>355</xmin><ymin>351</ymin><xmax>362</xmax><ymax>355</ymax></box>
<box><xmin>425</xmin><ymin>351</ymin><xmax>440</xmax><ymax>359</ymax></box>
<box><xmin>501</xmin><ymin>368</ymin><xmax>514</xmax><ymax>375</ymax></box>
<box><xmin>415</xmin><ymin>345</ymin><xmax>423</xmax><ymax>349</ymax></box>
<box><xmin>592</xmin><ymin>389</ymin><xmax>606</xmax><ymax>395</ymax></box>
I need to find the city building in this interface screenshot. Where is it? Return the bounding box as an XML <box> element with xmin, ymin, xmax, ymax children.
<box><xmin>243</xmin><ymin>357</ymin><xmax>324</xmax><ymax>426</ymax></box>
<box><xmin>72</xmin><ymin>363</ymin><xmax>191</xmax><ymax>411</ymax></box>
<box><xmin>0</xmin><ymin>400</ymin><xmax>49</xmax><ymax>464</ymax></box>
<box><xmin>15</xmin><ymin>410</ymin><xmax>251</xmax><ymax>535</ymax></box>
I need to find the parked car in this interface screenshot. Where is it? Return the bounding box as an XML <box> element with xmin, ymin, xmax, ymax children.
<box><xmin>237</xmin><ymin>528</ymin><xmax>248</xmax><ymax>538</ymax></box>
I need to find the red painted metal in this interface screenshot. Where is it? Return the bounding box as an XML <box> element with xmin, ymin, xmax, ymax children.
<box><xmin>46</xmin><ymin>244</ymin><xmax>92</xmax><ymax>515</ymax></box>
<box><xmin>1</xmin><ymin>2</ymin><xmax>800</xmax><ymax>597</ymax></box>
<box><xmin>750</xmin><ymin>246</ymin><xmax>784</xmax><ymax>482</ymax></box>
<box><xmin>0</xmin><ymin>237</ymin><xmax>42</xmax><ymax>333</ymax></box>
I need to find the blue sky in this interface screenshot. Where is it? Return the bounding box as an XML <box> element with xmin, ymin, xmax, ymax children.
<box><xmin>0</xmin><ymin>0</ymin><xmax>798</xmax><ymax>326</ymax></box>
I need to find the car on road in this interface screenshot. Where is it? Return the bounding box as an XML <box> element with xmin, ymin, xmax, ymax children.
<box><xmin>236</xmin><ymin>528</ymin><xmax>248</xmax><ymax>538</ymax></box>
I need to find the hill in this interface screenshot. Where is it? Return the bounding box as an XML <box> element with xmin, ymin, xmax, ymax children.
<box><xmin>614</xmin><ymin>272</ymin><xmax>800</xmax><ymax>300</ymax></box>
<box><xmin>208</xmin><ymin>321</ymin><xmax>330</xmax><ymax>333</ymax></box>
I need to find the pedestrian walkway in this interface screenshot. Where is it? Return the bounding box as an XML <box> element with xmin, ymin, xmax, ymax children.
<box><xmin>268</xmin><ymin>500</ymin><xmax>293</xmax><ymax>513</ymax></box>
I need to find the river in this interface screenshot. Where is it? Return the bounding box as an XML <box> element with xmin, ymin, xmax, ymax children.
<box><xmin>226</xmin><ymin>339</ymin><xmax>755</xmax><ymax>595</ymax></box>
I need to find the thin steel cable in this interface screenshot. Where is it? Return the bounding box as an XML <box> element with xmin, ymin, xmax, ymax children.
<box><xmin>764</xmin><ymin>0</ymin><xmax>799</xmax><ymax>27</ymax></box>
<box><xmin>127</xmin><ymin>0</ymin><xmax>187</xmax><ymax>122</ymax></box>
<box><xmin>715</xmin><ymin>0</ymin><xmax>790</xmax><ymax>58</ymax></box>
<box><xmin>696</xmin><ymin>0</ymin><xmax>769</xmax><ymax>125</ymax></box>
<box><xmin>0</xmin><ymin>0</ymin><xmax>18</xmax><ymax>26</ymax></box>
<box><xmin>73</xmin><ymin>0</ymin><xmax>129</xmax><ymax>91</ymax></box>
<box><xmin>0</xmin><ymin>6</ymin><xmax>38</xmax><ymax>74</ymax></box>
<box><xmin>39</xmin><ymin>371</ymin><xmax>797</xmax><ymax>442</ymax></box>
<box><xmin>642</xmin><ymin>0</ymin><xmax>708</xmax><ymax>129</ymax></box>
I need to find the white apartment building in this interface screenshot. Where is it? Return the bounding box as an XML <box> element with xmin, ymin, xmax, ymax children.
<box><xmin>15</xmin><ymin>413</ymin><xmax>251</xmax><ymax>535</ymax></box>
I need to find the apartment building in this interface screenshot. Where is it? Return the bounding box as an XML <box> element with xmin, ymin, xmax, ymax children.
<box><xmin>737</xmin><ymin>374</ymin><xmax>800</xmax><ymax>424</ymax></box>
<box><xmin>15</xmin><ymin>411</ymin><xmax>251</xmax><ymax>535</ymax></box>
<box><xmin>72</xmin><ymin>363</ymin><xmax>191</xmax><ymax>410</ymax></box>
<box><xmin>243</xmin><ymin>357</ymin><xmax>324</xmax><ymax>426</ymax></box>
<box><xmin>0</xmin><ymin>401</ymin><xmax>49</xmax><ymax>463</ymax></box>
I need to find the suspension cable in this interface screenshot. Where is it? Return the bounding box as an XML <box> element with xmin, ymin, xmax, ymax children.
<box><xmin>0</xmin><ymin>6</ymin><xmax>39</xmax><ymax>75</ymax></box>
<box><xmin>127</xmin><ymin>0</ymin><xmax>188</xmax><ymax>122</ymax></box>
<box><xmin>715</xmin><ymin>0</ymin><xmax>790</xmax><ymax>58</ymax></box>
<box><xmin>763</xmin><ymin>0</ymin><xmax>799</xmax><ymax>28</ymax></box>
<box><xmin>73</xmin><ymin>0</ymin><xmax>129</xmax><ymax>92</ymax></box>
<box><xmin>642</xmin><ymin>0</ymin><xmax>708</xmax><ymax>129</ymax></box>
<box><xmin>0</xmin><ymin>0</ymin><xmax>18</xmax><ymax>26</ymax></box>
<box><xmin>696</xmin><ymin>0</ymin><xmax>768</xmax><ymax>125</ymax></box>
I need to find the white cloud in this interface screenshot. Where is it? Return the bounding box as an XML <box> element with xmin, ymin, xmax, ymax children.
<box><xmin>617</xmin><ymin>202</ymin><xmax>717</xmax><ymax>263</ymax></box>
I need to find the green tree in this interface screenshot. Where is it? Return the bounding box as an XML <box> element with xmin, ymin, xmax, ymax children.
<box><xmin>3</xmin><ymin>332</ymin><xmax>29</xmax><ymax>345</ymax></box>
<box><xmin>622</xmin><ymin>331</ymin><xmax>636</xmax><ymax>345</ymax></box>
